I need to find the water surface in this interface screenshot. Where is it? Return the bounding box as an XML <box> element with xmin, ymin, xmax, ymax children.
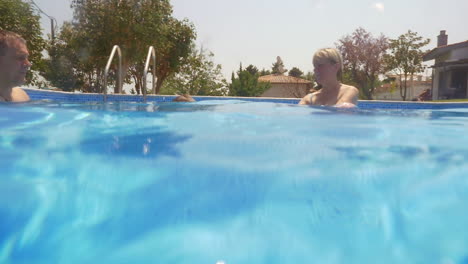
<box><xmin>1</xmin><ymin>100</ymin><xmax>468</xmax><ymax>264</ymax></box>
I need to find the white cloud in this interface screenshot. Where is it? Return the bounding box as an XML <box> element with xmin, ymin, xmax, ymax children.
<box><xmin>372</xmin><ymin>2</ymin><xmax>385</xmax><ymax>12</ymax></box>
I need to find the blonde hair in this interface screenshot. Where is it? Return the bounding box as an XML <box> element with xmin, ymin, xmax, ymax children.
<box><xmin>313</xmin><ymin>48</ymin><xmax>343</xmax><ymax>80</ymax></box>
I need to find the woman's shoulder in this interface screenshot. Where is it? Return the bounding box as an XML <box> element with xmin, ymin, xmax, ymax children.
<box><xmin>340</xmin><ymin>84</ymin><xmax>359</xmax><ymax>93</ymax></box>
<box><xmin>299</xmin><ymin>91</ymin><xmax>320</xmax><ymax>105</ymax></box>
<box><xmin>337</xmin><ymin>84</ymin><xmax>359</xmax><ymax>105</ymax></box>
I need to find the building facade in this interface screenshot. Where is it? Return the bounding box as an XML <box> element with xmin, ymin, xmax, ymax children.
<box><xmin>258</xmin><ymin>74</ymin><xmax>312</xmax><ymax>98</ymax></box>
<box><xmin>423</xmin><ymin>30</ymin><xmax>468</xmax><ymax>100</ymax></box>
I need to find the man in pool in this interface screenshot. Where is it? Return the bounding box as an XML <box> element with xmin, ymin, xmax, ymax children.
<box><xmin>299</xmin><ymin>48</ymin><xmax>358</xmax><ymax>107</ymax></box>
<box><xmin>0</xmin><ymin>30</ymin><xmax>31</xmax><ymax>102</ymax></box>
<box><xmin>173</xmin><ymin>94</ymin><xmax>196</xmax><ymax>102</ymax></box>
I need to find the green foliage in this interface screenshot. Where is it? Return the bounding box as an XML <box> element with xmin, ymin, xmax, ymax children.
<box><xmin>245</xmin><ymin>65</ymin><xmax>259</xmax><ymax>75</ymax></box>
<box><xmin>259</xmin><ymin>69</ymin><xmax>271</xmax><ymax>76</ymax></box>
<box><xmin>153</xmin><ymin>18</ymin><xmax>196</xmax><ymax>94</ymax></box>
<box><xmin>303</xmin><ymin>71</ymin><xmax>314</xmax><ymax>81</ymax></box>
<box><xmin>0</xmin><ymin>0</ymin><xmax>46</xmax><ymax>85</ymax></box>
<box><xmin>47</xmin><ymin>0</ymin><xmax>196</xmax><ymax>93</ymax></box>
<box><xmin>336</xmin><ymin>27</ymin><xmax>388</xmax><ymax>100</ymax></box>
<box><xmin>341</xmin><ymin>70</ymin><xmax>358</xmax><ymax>87</ymax></box>
<box><xmin>271</xmin><ymin>57</ymin><xmax>287</xmax><ymax>75</ymax></box>
<box><xmin>302</xmin><ymin>71</ymin><xmax>316</xmax><ymax>90</ymax></box>
<box><xmin>384</xmin><ymin>30</ymin><xmax>430</xmax><ymax>101</ymax></box>
<box><xmin>40</xmin><ymin>22</ymin><xmax>85</xmax><ymax>91</ymax></box>
<box><xmin>229</xmin><ymin>64</ymin><xmax>270</xmax><ymax>97</ymax></box>
<box><xmin>160</xmin><ymin>45</ymin><xmax>228</xmax><ymax>96</ymax></box>
<box><xmin>288</xmin><ymin>67</ymin><xmax>303</xmax><ymax>78</ymax></box>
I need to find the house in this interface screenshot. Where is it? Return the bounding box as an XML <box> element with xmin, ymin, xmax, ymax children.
<box><xmin>374</xmin><ymin>74</ymin><xmax>432</xmax><ymax>101</ymax></box>
<box><xmin>423</xmin><ymin>30</ymin><xmax>468</xmax><ymax>100</ymax></box>
<box><xmin>258</xmin><ymin>74</ymin><xmax>312</xmax><ymax>98</ymax></box>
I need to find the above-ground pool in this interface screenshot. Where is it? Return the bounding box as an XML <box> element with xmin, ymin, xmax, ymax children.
<box><xmin>1</xmin><ymin>93</ymin><xmax>468</xmax><ymax>264</ymax></box>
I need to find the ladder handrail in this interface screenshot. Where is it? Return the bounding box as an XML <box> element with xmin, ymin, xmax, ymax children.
<box><xmin>103</xmin><ymin>45</ymin><xmax>122</xmax><ymax>101</ymax></box>
<box><xmin>143</xmin><ymin>46</ymin><xmax>156</xmax><ymax>102</ymax></box>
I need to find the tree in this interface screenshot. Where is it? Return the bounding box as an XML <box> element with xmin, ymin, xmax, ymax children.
<box><xmin>336</xmin><ymin>27</ymin><xmax>388</xmax><ymax>99</ymax></box>
<box><xmin>245</xmin><ymin>65</ymin><xmax>259</xmax><ymax>75</ymax></box>
<box><xmin>41</xmin><ymin>22</ymin><xmax>86</xmax><ymax>92</ymax></box>
<box><xmin>271</xmin><ymin>56</ymin><xmax>287</xmax><ymax>75</ymax></box>
<box><xmin>302</xmin><ymin>71</ymin><xmax>317</xmax><ymax>93</ymax></box>
<box><xmin>303</xmin><ymin>71</ymin><xmax>315</xmax><ymax>82</ymax></box>
<box><xmin>160</xmin><ymin>44</ymin><xmax>228</xmax><ymax>96</ymax></box>
<box><xmin>65</xmin><ymin>0</ymin><xmax>196</xmax><ymax>94</ymax></box>
<box><xmin>229</xmin><ymin>64</ymin><xmax>270</xmax><ymax>97</ymax></box>
<box><xmin>0</xmin><ymin>0</ymin><xmax>46</xmax><ymax>85</ymax></box>
<box><xmin>384</xmin><ymin>30</ymin><xmax>430</xmax><ymax>101</ymax></box>
<box><xmin>153</xmin><ymin>18</ymin><xmax>196</xmax><ymax>94</ymax></box>
<box><xmin>259</xmin><ymin>69</ymin><xmax>271</xmax><ymax>76</ymax></box>
<box><xmin>288</xmin><ymin>67</ymin><xmax>303</xmax><ymax>78</ymax></box>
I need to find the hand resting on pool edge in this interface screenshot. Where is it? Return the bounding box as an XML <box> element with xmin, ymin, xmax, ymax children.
<box><xmin>299</xmin><ymin>48</ymin><xmax>358</xmax><ymax>108</ymax></box>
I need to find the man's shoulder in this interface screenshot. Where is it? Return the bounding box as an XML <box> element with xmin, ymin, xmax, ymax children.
<box><xmin>11</xmin><ymin>87</ymin><xmax>30</xmax><ymax>102</ymax></box>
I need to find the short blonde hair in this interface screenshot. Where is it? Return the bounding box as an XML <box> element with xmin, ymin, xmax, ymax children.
<box><xmin>313</xmin><ymin>48</ymin><xmax>343</xmax><ymax>80</ymax></box>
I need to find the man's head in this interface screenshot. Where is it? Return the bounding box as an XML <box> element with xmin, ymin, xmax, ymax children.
<box><xmin>0</xmin><ymin>30</ymin><xmax>31</xmax><ymax>87</ymax></box>
<box><xmin>173</xmin><ymin>94</ymin><xmax>196</xmax><ymax>102</ymax></box>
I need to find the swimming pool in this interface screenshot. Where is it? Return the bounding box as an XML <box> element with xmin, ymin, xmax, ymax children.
<box><xmin>1</xmin><ymin>97</ymin><xmax>468</xmax><ymax>264</ymax></box>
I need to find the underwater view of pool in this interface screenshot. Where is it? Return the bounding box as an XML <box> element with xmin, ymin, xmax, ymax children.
<box><xmin>1</xmin><ymin>99</ymin><xmax>468</xmax><ymax>264</ymax></box>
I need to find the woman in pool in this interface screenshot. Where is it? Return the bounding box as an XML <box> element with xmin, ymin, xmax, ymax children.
<box><xmin>299</xmin><ymin>48</ymin><xmax>358</xmax><ymax>107</ymax></box>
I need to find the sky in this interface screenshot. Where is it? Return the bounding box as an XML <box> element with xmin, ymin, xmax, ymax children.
<box><xmin>34</xmin><ymin>0</ymin><xmax>467</xmax><ymax>79</ymax></box>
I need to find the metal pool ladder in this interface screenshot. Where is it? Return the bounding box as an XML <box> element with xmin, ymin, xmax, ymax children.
<box><xmin>103</xmin><ymin>45</ymin><xmax>123</xmax><ymax>102</ymax></box>
<box><xmin>142</xmin><ymin>46</ymin><xmax>156</xmax><ymax>102</ymax></box>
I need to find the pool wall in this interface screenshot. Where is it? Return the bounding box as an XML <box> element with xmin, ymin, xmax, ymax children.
<box><xmin>24</xmin><ymin>88</ymin><xmax>468</xmax><ymax>109</ymax></box>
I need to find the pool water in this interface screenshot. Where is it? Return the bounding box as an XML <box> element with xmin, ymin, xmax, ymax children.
<box><xmin>1</xmin><ymin>100</ymin><xmax>468</xmax><ymax>264</ymax></box>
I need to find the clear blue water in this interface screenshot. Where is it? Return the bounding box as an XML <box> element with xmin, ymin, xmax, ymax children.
<box><xmin>1</xmin><ymin>100</ymin><xmax>468</xmax><ymax>264</ymax></box>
